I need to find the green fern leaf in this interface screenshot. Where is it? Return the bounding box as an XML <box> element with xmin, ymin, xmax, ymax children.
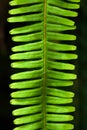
<box><xmin>8</xmin><ymin>0</ymin><xmax>80</xmax><ymax>130</ymax></box>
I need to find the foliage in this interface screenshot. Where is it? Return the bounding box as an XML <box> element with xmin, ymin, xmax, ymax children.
<box><xmin>8</xmin><ymin>0</ymin><xmax>80</xmax><ymax>130</ymax></box>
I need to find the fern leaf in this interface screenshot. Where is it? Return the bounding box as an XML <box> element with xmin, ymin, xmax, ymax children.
<box><xmin>8</xmin><ymin>0</ymin><xmax>80</xmax><ymax>130</ymax></box>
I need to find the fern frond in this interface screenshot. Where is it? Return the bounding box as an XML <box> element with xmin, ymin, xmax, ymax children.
<box><xmin>8</xmin><ymin>0</ymin><xmax>80</xmax><ymax>130</ymax></box>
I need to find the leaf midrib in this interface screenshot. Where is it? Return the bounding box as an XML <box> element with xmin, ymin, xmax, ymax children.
<box><xmin>43</xmin><ymin>0</ymin><xmax>47</xmax><ymax>129</ymax></box>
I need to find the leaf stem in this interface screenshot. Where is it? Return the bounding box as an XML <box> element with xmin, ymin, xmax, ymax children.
<box><xmin>43</xmin><ymin>0</ymin><xmax>47</xmax><ymax>129</ymax></box>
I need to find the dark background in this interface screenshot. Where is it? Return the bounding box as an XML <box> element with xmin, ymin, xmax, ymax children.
<box><xmin>0</xmin><ymin>0</ymin><xmax>87</xmax><ymax>130</ymax></box>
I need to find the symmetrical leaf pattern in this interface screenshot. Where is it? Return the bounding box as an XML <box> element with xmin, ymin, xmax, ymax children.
<box><xmin>8</xmin><ymin>0</ymin><xmax>80</xmax><ymax>130</ymax></box>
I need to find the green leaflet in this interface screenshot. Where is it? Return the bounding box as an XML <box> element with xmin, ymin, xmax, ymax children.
<box><xmin>13</xmin><ymin>105</ymin><xmax>75</xmax><ymax>116</ymax></box>
<box><xmin>8</xmin><ymin>0</ymin><xmax>80</xmax><ymax>130</ymax></box>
